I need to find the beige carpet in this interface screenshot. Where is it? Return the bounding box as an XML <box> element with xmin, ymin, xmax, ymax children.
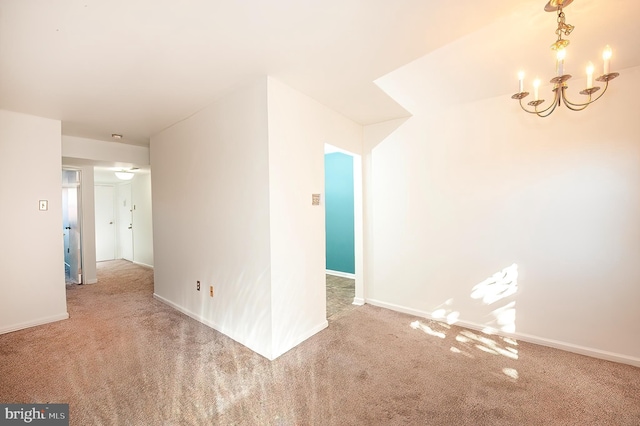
<box><xmin>1</xmin><ymin>260</ymin><xmax>639</xmax><ymax>425</ymax></box>
<box><xmin>326</xmin><ymin>274</ymin><xmax>356</xmax><ymax>319</ymax></box>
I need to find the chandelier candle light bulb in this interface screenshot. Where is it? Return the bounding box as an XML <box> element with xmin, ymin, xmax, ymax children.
<box><xmin>586</xmin><ymin>62</ymin><xmax>594</xmax><ymax>88</ymax></box>
<box><xmin>556</xmin><ymin>48</ymin><xmax>566</xmax><ymax>76</ymax></box>
<box><xmin>533</xmin><ymin>79</ymin><xmax>541</xmax><ymax>101</ymax></box>
<box><xmin>518</xmin><ymin>71</ymin><xmax>525</xmax><ymax>93</ymax></box>
<box><xmin>603</xmin><ymin>45</ymin><xmax>612</xmax><ymax>75</ymax></box>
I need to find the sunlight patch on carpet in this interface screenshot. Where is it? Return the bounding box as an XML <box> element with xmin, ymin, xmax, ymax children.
<box><xmin>502</xmin><ymin>367</ymin><xmax>519</xmax><ymax>379</ymax></box>
<box><xmin>410</xmin><ymin>320</ymin><xmax>446</xmax><ymax>339</ymax></box>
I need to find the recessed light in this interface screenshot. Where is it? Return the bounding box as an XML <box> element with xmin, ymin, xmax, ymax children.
<box><xmin>111</xmin><ymin>134</ymin><xmax>123</xmax><ymax>140</ymax></box>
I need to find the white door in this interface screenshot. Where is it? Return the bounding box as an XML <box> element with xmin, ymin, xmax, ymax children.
<box><xmin>95</xmin><ymin>185</ymin><xmax>116</xmax><ymax>261</ymax></box>
<box><xmin>117</xmin><ymin>183</ymin><xmax>133</xmax><ymax>261</ymax></box>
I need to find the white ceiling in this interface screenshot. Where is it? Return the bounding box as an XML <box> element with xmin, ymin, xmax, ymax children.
<box><xmin>1</xmin><ymin>0</ymin><xmax>639</xmax><ymax>146</ymax></box>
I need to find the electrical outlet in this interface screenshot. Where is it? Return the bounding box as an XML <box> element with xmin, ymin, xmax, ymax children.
<box><xmin>197</xmin><ymin>281</ymin><xmax>200</xmax><ymax>291</ymax></box>
<box><xmin>209</xmin><ymin>286</ymin><xmax>214</xmax><ymax>297</ymax></box>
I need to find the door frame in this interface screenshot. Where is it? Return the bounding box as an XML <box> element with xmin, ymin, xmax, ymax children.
<box><xmin>324</xmin><ymin>144</ymin><xmax>364</xmax><ymax>305</ymax></box>
<box><xmin>62</xmin><ymin>168</ymin><xmax>84</xmax><ymax>284</ymax></box>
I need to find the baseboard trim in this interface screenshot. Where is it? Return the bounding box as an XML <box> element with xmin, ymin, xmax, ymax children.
<box><xmin>0</xmin><ymin>312</ymin><xmax>69</xmax><ymax>335</ymax></box>
<box><xmin>153</xmin><ymin>293</ymin><xmax>273</xmax><ymax>359</ymax></box>
<box><xmin>133</xmin><ymin>261</ymin><xmax>154</xmax><ymax>269</ymax></box>
<box><xmin>153</xmin><ymin>293</ymin><xmax>328</xmax><ymax>361</ymax></box>
<box><xmin>365</xmin><ymin>298</ymin><xmax>640</xmax><ymax>368</ymax></box>
<box><xmin>84</xmin><ymin>279</ymin><xmax>98</xmax><ymax>284</ymax></box>
<box><xmin>272</xmin><ymin>320</ymin><xmax>328</xmax><ymax>360</ymax></box>
<box><xmin>352</xmin><ymin>297</ymin><xmax>365</xmax><ymax>306</ymax></box>
<box><xmin>326</xmin><ymin>269</ymin><xmax>355</xmax><ymax>279</ymax></box>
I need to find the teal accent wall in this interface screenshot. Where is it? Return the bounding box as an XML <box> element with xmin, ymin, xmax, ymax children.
<box><xmin>325</xmin><ymin>152</ymin><xmax>355</xmax><ymax>274</ymax></box>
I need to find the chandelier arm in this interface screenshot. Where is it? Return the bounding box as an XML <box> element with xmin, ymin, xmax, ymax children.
<box><xmin>533</xmin><ymin>87</ymin><xmax>561</xmax><ymax>117</ymax></box>
<box><xmin>518</xmin><ymin>98</ymin><xmax>552</xmax><ymax>116</ymax></box>
<box><xmin>518</xmin><ymin>99</ymin><xmax>542</xmax><ymax>114</ymax></box>
<box><xmin>518</xmin><ymin>90</ymin><xmax>559</xmax><ymax>117</ymax></box>
<box><xmin>534</xmin><ymin>97</ymin><xmax>559</xmax><ymax>117</ymax></box>
<box><xmin>562</xmin><ymin>96</ymin><xmax>590</xmax><ymax>111</ymax></box>
<box><xmin>561</xmin><ymin>87</ymin><xmax>591</xmax><ymax>111</ymax></box>
<box><xmin>562</xmin><ymin>80</ymin><xmax>610</xmax><ymax>108</ymax></box>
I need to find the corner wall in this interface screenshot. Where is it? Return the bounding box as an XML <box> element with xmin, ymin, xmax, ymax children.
<box><xmin>0</xmin><ymin>110</ymin><xmax>68</xmax><ymax>333</ymax></box>
<box><xmin>364</xmin><ymin>66</ymin><xmax>640</xmax><ymax>365</ymax></box>
<box><xmin>151</xmin><ymin>77</ymin><xmax>363</xmax><ymax>359</ymax></box>
<box><xmin>151</xmin><ymin>78</ymin><xmax>274</xmax><ymax>358</ymax></box>
<box><xmin>132</xmin><ymin>172</ymin><xmax>154</xmax><ymax>267</ymax></box>
<box><xmin>267</xmin><ymin>78</ymin><xmax>362</xmax><ymax>358</ymax></box>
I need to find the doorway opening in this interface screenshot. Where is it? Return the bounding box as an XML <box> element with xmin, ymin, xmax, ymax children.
<box><xmin>324</xmin><ymin>144</ymin><xmax>364</xmax><ymax>319</ymax></box>
<box><xmin>95</xmin><ymin>182</ymin><xmax>135</xmax><ymax>262</ymax></box>
<box><xmin>62</xmin><ymin>169</ymin><xmax>83</xmax><ymax>284</ymax></box>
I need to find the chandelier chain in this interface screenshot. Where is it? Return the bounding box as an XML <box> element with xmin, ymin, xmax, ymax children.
<box><xmin>556</xmin><ymin>10</ymin><xmax>565</xmax><ymax>41</ymax></box>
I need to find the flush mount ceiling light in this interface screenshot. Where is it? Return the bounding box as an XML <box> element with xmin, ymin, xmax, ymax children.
<box><xmin>114</xmin><ymin>171</ymin><xmax>134</xmax><ymax>180</ymax></box>
<box><xmin>512</xmin><ymin>0</ymin><xmax>619</xmax><ymax>117</ymax></box>
<box><xmin>111</xmin><ymin>133</ymin><xmax>123</xmax><ymax>140</ymax></box>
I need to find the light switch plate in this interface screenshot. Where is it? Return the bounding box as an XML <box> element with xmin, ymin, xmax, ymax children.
<box><xmin>39</xmin><ymin>200</ymin><xmax>48</xmax><ymax>211</ymax></box>
<box><xmin>312</xmin><ymin>194</ymin><xmax>321</xmax><ymax>206</ymax></box>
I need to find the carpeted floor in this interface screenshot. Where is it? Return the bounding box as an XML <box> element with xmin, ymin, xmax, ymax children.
<box><xmin>326</xmin><ymin>274</ymin><xmax>356</xmax><ymax>319</ymax></box>
<box><xmin>1</xmin><ymin>260</ymin><xmax>639</xmax><ymax>425</ymax></box>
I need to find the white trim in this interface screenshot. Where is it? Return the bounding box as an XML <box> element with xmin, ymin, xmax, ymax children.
<box><xmin>366</xmin><ymin>299</ymin><xmax>428</xmax><ymax>318</ymax></box>
<box><xmin>324</xmin><ymin>145</ymin><xmax>355</xmax><ymax>155</ymax></box>
<box><xmin>133</xmin><ymin>261</ymin><xmax>154</xmax><ymax>269</ymax></box>
<box><xmin>352</xmin><ymin>154</ymin><xmax>364</xmax><ymax>304</ymax></box>
<box><xmin>153</xmin><ymin>293</ymin><xmax>326</xmax><ymax>361</ymax></box>
<box><xmin>153</xmin><ymin>293</ymin><xmax>272</xmax><ymax>359</ymax></box>
<box><xmin>365</xmin><ymin>298</ymin><xmax>640</xmax><ymax>368</ymax></box>
<box><xmin>326</xmin><ymin>269</ymin><xmax>355</xmax><ymax>279</ymax></box>
<box><xmin>0</xmin><ymin>313</ymin><xmax>69</xmax><ymax>335</ymax></box>
<box><xmin>352</xmin><ymin>297</ymin><xmax>365</xmax><ymax>306</ymax></box>
<box><xmin>85</xmin><ymin>279</ymin><xmax>98</xmax><ymax>284</ymax></box>
<box><xmin>271</xmin><ymin>320</ymin><xmax>328</xmax><ymax>360</ymax></box>
<box><xmin>153</xmin><ymin>293</ymin><xmax>262</xmax><ymax>359</ymax></box>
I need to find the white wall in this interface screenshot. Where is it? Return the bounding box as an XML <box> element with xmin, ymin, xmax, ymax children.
<box><xmin>0</xmin><ymin>110</ymin><xmax>68</xmax><ymax>333</ymax></box>
<box><xmin>63</xmin><ymin>135</ymin><xmax>149</xmax><ymax>166</ymax></box>
<box><xmin>266</xmin><ymin>78</ymin><xmax>362</xmax><ymax>357</ymax></box>
<box><xmin>363</xmin><ymin>117</ymin><xmax>408</xmax><ymax>303</ymax></box>
<box><xmin>364</xmin><ymin>66</ymin><xmax>640</xmax><ymax>366</ymax></box>
<box><xmin>132</xmin><ymin>172</ymin><xmax>154</xmax><ymax>267</ymax></box>
<box><xmin>79</xmin><ymin>166</ymin><xmax>97</xmax><ymax>284</ymax></box>
<box><xmin>151</xmin><ymin>78</ymin><xmax>274</xmax><ymax>359</ymax></box>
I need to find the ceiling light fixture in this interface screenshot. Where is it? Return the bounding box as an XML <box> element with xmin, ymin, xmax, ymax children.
<box><xmin>114</xmin><ymin>171</ymin><xmax>134</xmax><ymax>180</ymax></box>
<box><xmin>512</xmin><ymin>0</ymin><xmax>619</xmax><ymax>117</ymax></box>
<box><xmin>111</xmin><ymin>133</ymin><xmax>123</xmax><ymax>140</ymax></box>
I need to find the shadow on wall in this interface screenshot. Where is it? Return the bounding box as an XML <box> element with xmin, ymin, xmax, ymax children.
<box><xmin>424</xmin><ymin>264</ymin><xmax>519</xmax><ymax>333</ymax></box>
<box><xmin>408</xmin><ymin>264</ymin><xmax>520</xmax><ymax>379</ymax></box>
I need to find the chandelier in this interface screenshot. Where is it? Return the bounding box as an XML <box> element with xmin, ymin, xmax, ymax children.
<box><xmin>512</xmin><ymin>0</ymin><xmax>619</xmax><ymax>117</ymax></box>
